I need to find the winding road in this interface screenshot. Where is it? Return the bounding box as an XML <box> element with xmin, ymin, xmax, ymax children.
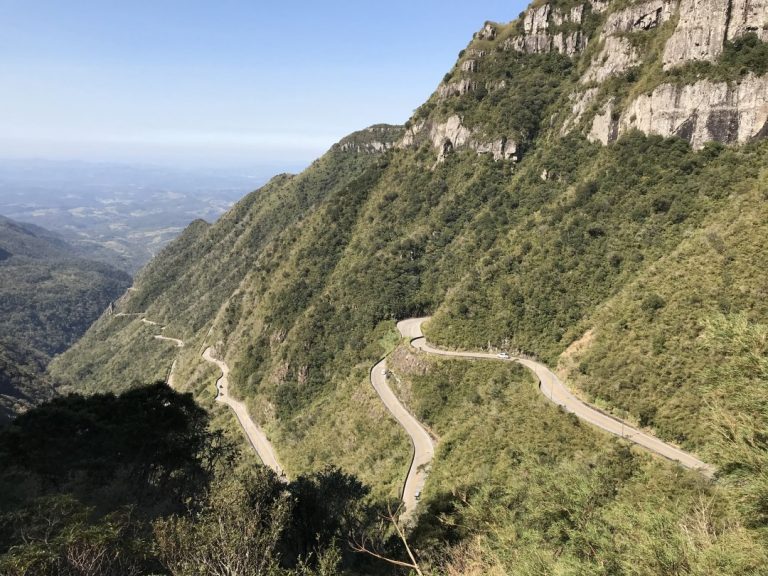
<box><xmin>153</xmin><ymin>334</ymin><xmax>184</xmax><ymax>348</ymax></box>
<box><xmin>202</xmin><ymin>347</ymin><xmax>284</xmax><ymax>477</ymax></box>
<box><xmin>370</xmin><ymin>359</ymin><xmax>434</xmax><ymax>520</ymax></box>
<box><xmin>112</xmin><ymin>308</ymin><xmax>284</xmax><ymax>476</ymax></box>
<box><xmin>397</xmin><ymin>317</ymin><xmax>715</xmax><ymax>478</ymax></box>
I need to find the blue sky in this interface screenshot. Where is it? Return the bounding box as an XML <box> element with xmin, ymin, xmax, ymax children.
<box><xmin>0</xmin><ymin>1</ymin><xmax>527</xmax><ymax>171</ymax></box>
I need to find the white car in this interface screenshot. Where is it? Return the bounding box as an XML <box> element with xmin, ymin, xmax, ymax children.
<box><xmin>414</xmin><ymin>490</ymin><xmax>421</xmax><ymax>500</ymax></box>
<box><xmin>497</xmin><ymin>352</ymin><xmax>510</xmax><ymax>360</ymax></box>
<box><xmin>381</xmin><ymin>369</ymin><xmax>388</xmax><ymax>376</ymax></box>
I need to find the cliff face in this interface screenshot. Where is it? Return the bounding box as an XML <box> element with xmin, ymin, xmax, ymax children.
<box><xmin>401</xmin><ymin>0</ymin><xmax>767</xmax><ymax>160</ymax></box>
<box><xmin>583</xmin><ymin>0</ymin><xmax>768</xmax><ymax>147</ymax></box>
<box><xmin>663</xmin><ymin>0</ymin><xmax>768</xmax><ymax>67</ymax></box>
<box><xmin>603</xmin><ymin>74</ymin><xmax>768</xmax><ymax>147</ymax></box>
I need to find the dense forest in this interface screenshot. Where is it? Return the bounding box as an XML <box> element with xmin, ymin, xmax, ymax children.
<box><xmin>0</xmin><ymin>216</ymin><xmax>131</xmax><ymax>422</ymax></box>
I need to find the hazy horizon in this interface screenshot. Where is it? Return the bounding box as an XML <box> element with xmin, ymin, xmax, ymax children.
<box><xmin>0</xmin><ymin>0</ymin><xmax>525</xmax><ymax>171</ymax></box>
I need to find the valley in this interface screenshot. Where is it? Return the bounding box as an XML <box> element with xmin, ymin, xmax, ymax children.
<box><xmin>0</xmin><ymin>160</ymin><xmax>269</xmax><ymax>273</ymax></box>
<box><xmin>3</xmin><ymin>0</ymin><xmax>768</xmax><ymax>573</ymax></box>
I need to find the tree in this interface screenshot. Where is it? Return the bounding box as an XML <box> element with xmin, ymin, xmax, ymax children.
<box><xmin>154</xmin><ymin>467</ymin><xmax>290</xmax><ymax>576</ymax></box>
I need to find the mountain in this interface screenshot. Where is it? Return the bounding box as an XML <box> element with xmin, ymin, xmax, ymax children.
<box><xmin>50</xmin><ymin>1</ymin><xmax>768</xmax><ymax>572</ymax></box>
<box><xmin>0</xmin><ymin>216</ymin><xmax>131</xmax><ymax>422</ymax></box>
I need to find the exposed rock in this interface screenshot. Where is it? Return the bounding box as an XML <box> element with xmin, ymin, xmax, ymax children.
<box><xmin>524</xmin><ymin>4</ymin><xmax>551</xmax><ymax>34</ymax></box>
<box><xmin>663</xmin><ymin>0</ymin><xmax>730</xmax><ymax>68</ymax></box>
<box><xmin>399</xmin><ymin>115</ymin><xmax>518</xmax><ymax>162</ymax></box>
<box><xmin>487</xmin><ymin>79</ymin><xmax>508</xmax><ymax>92</ymax></box>
<box><xmin>591</xmin><ymin>0</ymin><xmax>612</xmax><ymax>13</ymax></box>
<box><xmin>466</xmin><ymin>48</ymin><xmax>487</xmax><ymax>58</ymax></box>
<box><xmin>431</xmin><ymin>116</ymin><xmax>473</xmax><ymax>161</ymax></box>
<box><xmin>338</xmin><ymin>140</ymin><xmax>392</xmax><ymax>154</ymax></box>
<box><xmin>553</xmin><ymin>4</ymin><xmax>586</xmax><ymax>25</ymax></box>
<box><xmin>603</xmin><ymin>0</ymin><xmax>678</xmax><ymax>34</ymax></box>
<box><xmin>504</xmin><ymin>2</ymin><xmax>589</xmax><ymax>56</ymax></box>
<box><xmin>561</xmin><ymin>88</ymin><xmax>600</xmax><ymax>133</ymax></box>
<box><xmin>336</xmin><ymin>124</ymin><xmax>404</xmax><ymax>154</ymax></box>
<box><xmin>472</xmin><ymin>137</ymin><xmax>518</xmax><ymax>161</ymax></box>
<box><xmin>505</xmin><ymin>30</ymin><xmax>588</xmax><ymax>55</ymax></box>
<box><xmin>728</xmin><ymin>0</ymin><xmax>768</xmax><ymax>41</ymax></box>
<box><xmin>461</xmin><ymin>59</ymin><xmax>479</xmax><ymax>73</ymax></box>
<box><xmin>477</xmin><ymin>22</ymin><xmax>497</xmax><ymax>40</ymax></box>
<box><xmin>663</xmin><ymin>0</ymin><xmax>768</xmax><ymax>68</ymax></box>
<box><xmin>400</xmin><ymin>121</ymin><xmax>426</xmax><ymax>148</ymax></box>
<box><xmin>437</xmin><ymin>78</ymin><xmax>477</xmax><ymax>99</ymax></box>
<box><xmin>553</xmin><ymin>31</ymin><xmax>590</xmax><ymax>55</ymax></box>
<box><xmin>589</xmin><ymin>99</ymin><xmax>620</xmax><ymax>143</ymax></box>
<box><xmin>620</xmin><ymin>74</ymin><xmax>768</xmax><ymax>147</ymax></box>
<box><xmin>582</xmin><ymin>36</ymin><xmax>642</xmax><ymax>83</ymax></box>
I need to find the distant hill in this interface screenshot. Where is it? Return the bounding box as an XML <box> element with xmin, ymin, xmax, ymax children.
<box><xmin>0</xmin><ymin>160</ymin><xmax>272</xmax><ymax>273</ymax></box>
<box><xmin>0</xmin><ymin>215</ymin><xmax>131</xmax><ymax>422</ymax></box>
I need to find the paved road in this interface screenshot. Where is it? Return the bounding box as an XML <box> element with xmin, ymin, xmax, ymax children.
<box><xmin>202</xmin><ymin>347</ymin><xmax>285</xmax><ymax>477</ymax></box>
<box><xmin>154</xmin><ymin>334</ymin><xmax>184</xmax><ymax>348</ymax></box>
<box><xmin>370</xmin><ymin>358</ymin><xmax>434</xmax><ymax>520</ymax></box>
<box><xmin>398</xmin><ymin>318</ymin><xmax>715</xmax><ymax>477</ymax></box>
<box><xmin>111</xmin><ymin>311</ymin><xmax>283</xmax><ymax>475</ymax></box>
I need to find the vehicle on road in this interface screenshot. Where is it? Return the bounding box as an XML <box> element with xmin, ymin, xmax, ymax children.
<box><xmin>414</xmin><ymin>490</ymin><xmax>421</xmax><ymax>500</ymax></box>
<box><xmin>497</xmin><ymin>352</ymin><xmax>510</xmax><ymax>359</ymax></box>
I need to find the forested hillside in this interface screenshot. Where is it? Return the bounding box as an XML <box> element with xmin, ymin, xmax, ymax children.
<box><xmin>0</xmin><ymin>216</ymin><xmax>131</xmax><ymax>421</ymax></box>
<box><xmin>48</xmin><ymin>0</ymin><xmax>768</xmax><ymax>572</ymax></box>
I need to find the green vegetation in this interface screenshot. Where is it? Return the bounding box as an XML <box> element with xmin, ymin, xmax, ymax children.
<box><xmin>389</xmin><ymin>350</ymin><xmax>765</xmax><ymax>574</ymax></box>
<box><xmin>0</xmin><ymin>216</ymin><xmax>130</xmax><ymax>421</ymax></box>
<box><xmin>51</xmin><ymin>129</ymin><xmax>768</xmax><ymax>572</ymax></box>
<box><xmin>563</xmin><ymin>149</ymin><xmax>768</xmax><ymax>450</ymax></box>
<box><xmin>42</xmin><ymin>3</ymin><xmax>768</xmax><ymax>574</ymax></box>
<box><xmin>0</xmin><ymin>341</ymin><xmax>54</xmax><ymax>425</ymax></box>
<box><xmin>0</xmin><ymin>385</ymin><xmax>400</xmax><ymax>575</ymax></box>
<box><xmin>427</xmin><ymin>49</ymin><xmax>575</xmax><ymax>152</ymax></box>
<box><xmin>665</xmin><ymin>33</ymin><xmax>768</xmax><ymax>83</ymax></box>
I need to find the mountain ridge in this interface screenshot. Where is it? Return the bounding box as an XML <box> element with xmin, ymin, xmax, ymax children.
<box><xmin>48</xmin><ymin>1</ymin><xmax>768</xmax><ymax>571</ymax></box>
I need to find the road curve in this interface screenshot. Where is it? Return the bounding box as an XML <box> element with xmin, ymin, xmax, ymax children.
<box><xmin>202</xmin><ymin>347</ymin><xmax>285</xmax><ymax>477</ymax></box>
<box><xmin>370</xmin><ymin>358</ymin><xmax>434</xmax><ymax>520</ymax></box>
<box><xmin>111</xmin><ymin>312</ymin><xmax>285</xmax><ymax>476</ymax></box>
<box><xmin>399</xmin><ymin>317</ymin><xmax>715</xmax><ymax>477</ymax></box>
<box><xmin>154</xmin><ymin>334</ymin><xmax>184</xmax><ymax>348</ymax></box>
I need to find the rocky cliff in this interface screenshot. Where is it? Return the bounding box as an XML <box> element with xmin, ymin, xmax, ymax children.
<box><xmin>400</xmin><ymin>0</ymin><xmax>767</xmax><ymax>161</ymax></box>
<box><xmin>335</xmin><ymin>124</ymin><xmax>404</xmax><ymax>155</ymax></box>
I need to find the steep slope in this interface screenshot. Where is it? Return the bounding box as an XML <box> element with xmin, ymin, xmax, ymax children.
<box><xmin>0</xmin><ymin>216</ymin><xmax>130</xmax><ymax>421</ymax></box>
<box><xmin>51</xmin><ymin>0</ymin><xmax>768</xmax><ymax>570</ymax></box>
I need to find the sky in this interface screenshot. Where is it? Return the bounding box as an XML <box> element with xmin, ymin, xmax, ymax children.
<box><xmin>0</xmin><ymin>0</ymin><xmax>527</xmax><ymax>172</ymax></box>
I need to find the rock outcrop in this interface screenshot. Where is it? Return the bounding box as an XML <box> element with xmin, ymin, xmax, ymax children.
<box><xmin>503</xmin><ymin>2</ymin><xmax>589</xmax><ymax>56</ymax></box>
<box><xmin>663</xmin><ymin>0</ymin><xmax>768</xmax><ymax>69</ymax></box>
<box><xmin>432</xmin><ymin>0</ymin><xmax>768</xmax><ymax>152</ymax></box>
<box><xmin>663</xmin><ymin>0</ymin><xmax>730</xmax><ymax>67</ymax></box>
<box><xmin>476</xmin><ymin>22</ymin><xmax>497</xmax><ymax>41</ymax></box>
<box><xmin>582</xmin><ymin>36</ymin><xmax>642</xmax><ymax>83</ymax></box>
<box><xmin>589</xmin><ymin>99</ymin><xmax>620</xmax><ymax>143</ymax></box>
<box><xmin>589</xmin><ymin>74</ymin><xmax>768</xmax><ymax>147</ymax></box>
<box><xmin>336</xmin><ymin>125</ymin><xmax>404</xmax><ymax>155</ymax></box>
<box><xmin>562</xmin><ymin>88</ymin><xmax>600</xmax><ymax>134</ymax></box>
<box><xmin>400</xmin><ymin>115</ymin><xmax>518</xmax><ymax>162</ymax></box>
<box><xmin>581</xmin><ymin>0</ymin><xmax>678</xmax><ymax>84</ymax></box>
<box><xmin>437</xmin><ymin>79</ymin><xmax>477</xmax><ymax>99</ymax></box>
<box><xmin>603</xmin><ymin>0</ymin><xmax>678</xmax><ymax>34</ymax></box>
<box><xmin>728</xmin><ymin>0</ymin><xmax>768</xmax><ymax>41</ymax></box>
